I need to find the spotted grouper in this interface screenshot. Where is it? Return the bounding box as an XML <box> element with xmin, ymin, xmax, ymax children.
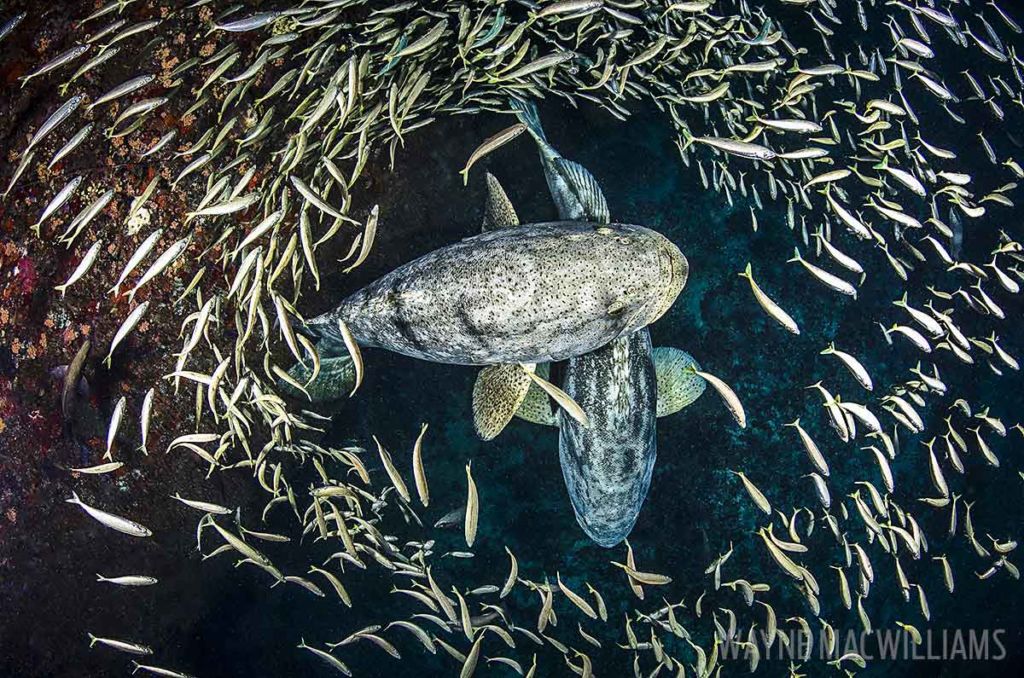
<box><xmin>503</xmin><ymin>99</ymin><xmax>705</xmax><ymax>547</ymax></box>
<box><xmin>558</xmin><ymin>329</ymin><xmax>658</xmax><ymax>547</ymax></box>
<box><xmin>305</xmin><ymin>221</ymin><xmax>685</xmax><ymax>366</ymax></box>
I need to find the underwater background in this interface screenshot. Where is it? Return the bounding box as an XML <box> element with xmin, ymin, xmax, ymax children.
<box><xmin>1</xmin><ymin>1</ymin><xmax>1023</xmax><ymax>677</ymax></box>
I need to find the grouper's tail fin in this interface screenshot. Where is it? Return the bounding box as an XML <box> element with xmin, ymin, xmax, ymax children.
<box><xmin>509</xmin><ymin>98</ymin><xmax>547</xmax><ymax>143</ymax></box>
<box><xmin>297</xmin><ymin>311</ymin><xmax>345</xmax><ymax>356</ymax></box>
<box><xmin>281</xmin><ymin>312</ymin><xmax>365</xmax><ymax>402</ymax></box>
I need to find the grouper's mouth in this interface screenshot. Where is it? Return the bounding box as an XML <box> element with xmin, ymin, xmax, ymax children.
<box><xmin>644</xmin><ymin>236</ymin><xmax>688</xmax><ymax>326</ymax></box>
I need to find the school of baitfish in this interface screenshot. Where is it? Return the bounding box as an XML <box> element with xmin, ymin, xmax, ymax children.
<box><xmin>4</xmin><ymin>0</ymin><xmax>1024</xmax><ymax>675</ymax></box>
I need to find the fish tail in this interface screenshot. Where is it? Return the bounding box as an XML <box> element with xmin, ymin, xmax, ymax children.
<box><xmin>738</xmin><ymin>262</ymin><xmax>752</xmax><ymax>279</ymax></box>
<box><xmin>509</xmin><ymin>98</ymin><xmax>546</xmax><ymax>142</ymax></box>
<box><xmin>893</xmin><ymin>292</ymin><xmax>908</xmax><ymax>308</ymax></box>
<box><xmin>679</xmin><ymin>126</ymin><xmax>694</xmax><ymax>150</ymax></box>
<box><xmin>786</xmin><ymin>247</ymin><xmax>802</xmax><ymax>263</ymax></box>
<box><xmin>131</xmin><ymin>661</ymin><xmax>142</xmax><ymax>674</ymax></box>
<box><xmin>820</xmin><ymin>343</ymin><xmax>835</xmax><ymax>355</ymax></box>
<box><xmin>784</xmin><ymin>418</ymin><xmax>800</xmax><ymax>428</ymax></box>
<box><xmin>95</xmin><ymin>574</ymin><xmax>106</xmax><ymax>582</ymax></box>
<box><xmin>66</xmin><ymin>491</ymin><xmax>81</xmax><ymax>505</ymax></box>
<box><xmin>297</xmin><ymin>313</ymin><xmax>342</xmax><ymax>356</ymax></box>
<box><xmin>87</xmin><ymin>632</ymin><xmax>97</xmax><ymax>646</ymax></box>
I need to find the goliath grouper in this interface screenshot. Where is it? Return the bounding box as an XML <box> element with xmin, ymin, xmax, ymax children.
<box><xmin>304</xmin><ymin>221</ymin><xmax>685</xmax><ymax>367</ymax></box>
<box><xmin>473</xmin><ymin>100</ymin><xmax>705</xmax><ymax>547</ymax></box>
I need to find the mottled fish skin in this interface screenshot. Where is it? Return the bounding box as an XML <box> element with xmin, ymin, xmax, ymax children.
<box><xmin>308</xmin><ymin>221</ymin><xmax>686</xmax><ymax>366</ymax></box>
<box><xmin>558</xmin><ymin>329</ymin><xmax>657</xmax><ymax>548</ymax></box>
<box><xmin>512</xmin><ymin>99</ymin><xmax>610</xmax><ymax>223</ymax></box>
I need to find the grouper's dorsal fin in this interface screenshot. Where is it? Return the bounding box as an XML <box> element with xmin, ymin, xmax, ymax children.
<box><xmin>482</xmin><ymin>172</ymin><xmax>520</xmax><ymax>231</ymax></box>
<box><xmin>553</xmin><ymin>157</ymin><xmax>610</xmax><ymax>224</ymax></box>
<box><xmin>472</xmin><ymin>364</ymin><xmax>533</xmax><ymax>440</ymax></box>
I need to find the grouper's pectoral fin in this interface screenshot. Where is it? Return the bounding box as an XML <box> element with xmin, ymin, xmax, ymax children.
<box><xmin>481</xmin><ymin>172</ymin><xmax>520</xmax><ymax>231</ymax></box>
<box><xmin>552</xmin><ymin>157</ymin><xmax>610</xmax><ymax>224</ymax></box>
<box><xmin>475</xmin><ymin>363</ymin><xmax>590</xmax><ymax>438</ymax></box>
<box><xmin>472</xmin><ymin>364</ymin><xmax>533</xmax><ymax>440</ymax></box>
<box><xmin>280</xmin><ymin>355</ymin><xmax>356</xmax><ymax>403</ymax></box>
<box><xmin>513</xmin><ymin>362</ymin><xmax>557</xmax><ymax>426</ymax></box>
<box><xmin>652</xmin><ymin>347</ymin><xmax>708</xmax><ymax>418</ymax></box>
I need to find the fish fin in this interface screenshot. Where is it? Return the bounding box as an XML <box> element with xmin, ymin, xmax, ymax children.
<box><xmin>472</xmin><ymin>364</ymin><xmax>532</xmax><ymax>440</ymax></box>
<box><xmin>298</xmin><ymin>314</ymin><xmax>346</xmax><ymax>357</ymax></box>
<box><xmin>280</xmin><ymin>355</ymin><xmax>354</xmax><ymax>403</ymax></box>
<box><xmin>509</xmin><ymin>98</ymin><xmax>547</xmax><ymax>142</ymax></box>
<box><xmin>607</xmin><ymin>298</ymin><xmax>627</xmax><ymax>316</ymax></box>
<box><xmin>653</xmin><ymin>347</ymin><xmax>706</xmax><ymax>418</ymax></box>
<box><xmin>513</xmin><ymin>362</ymin><xmax>557</xmax><ymax>426</ymax></box>
<box><xmin>553</xmin><ymin>157</ymin><xmax>610</xmax><ymax>224</ymax></box>
<box><xmin>679</xmin><ymin>126</ymin><xmax>695</xmax><ymax>150</ymax></box>
<box><xmin>482</xmin><ymin>173</ymin><xmax>520</xmax><ymax>231</ymax></box>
